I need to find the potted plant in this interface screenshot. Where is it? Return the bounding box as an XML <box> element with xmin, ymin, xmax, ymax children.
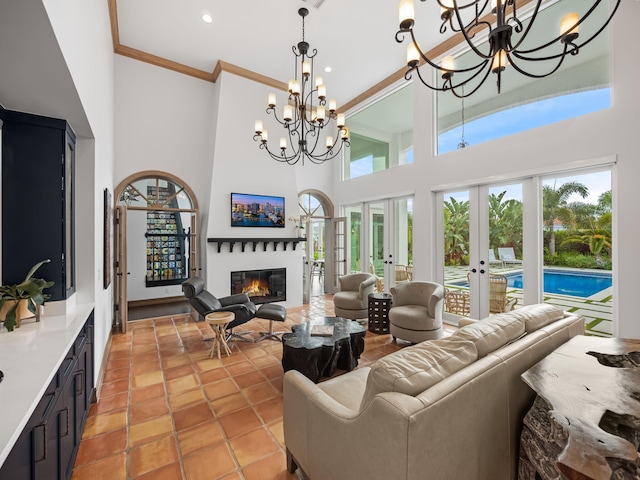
<box><xmin>0</xmin><ymin>259</ymin><xmax>55</xmax><ymax>332</ymax></box>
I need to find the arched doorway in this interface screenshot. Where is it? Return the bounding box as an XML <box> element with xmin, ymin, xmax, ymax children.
<box><xmin>297</xmin><ymin>190</ymin><xmax>342</xmax><ymax>302</ymax></box>
<box><xmin>113</xmin><ymin>171</ymin><xmax>199</xmax><ymax>333</ymax></box>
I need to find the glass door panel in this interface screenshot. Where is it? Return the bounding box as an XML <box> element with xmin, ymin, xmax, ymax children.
<box><xmin>541</xmin><ymin>169</ymin><xmax>612</xmax><ymax>336</ymax></box>
<box><xmin>345</xmin><ymin>205</ymin><xmax>362</xmax><ymax>273</ymax></box>
<box><xmin>393</xmin><ymin>198</ymin><xmax>413</xmax><ymax>283</ymax></box>
<box><xmin>442</xmin><ymin>191</ymin><xmax>471</xmax><ymax>318</ymax></box>
<box><xmin>488</xmin><ymin>183</ymin><xmax>523</xmax><ymax>313</ymax></box>
<box><xmin>331</xmin><ymin>217</ymin><xmax>347</xmax><ymax>291</ymax></box>
<box><xmin>369</xmin><ymin>202</ymin><xmax>386</xmax><ymax>292</ymax></box>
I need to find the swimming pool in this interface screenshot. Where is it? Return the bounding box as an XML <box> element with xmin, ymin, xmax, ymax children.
<box><xmin>506</xmin><ymin>269</ymin><xmax>612</xmax><ymax>298</ymax></box>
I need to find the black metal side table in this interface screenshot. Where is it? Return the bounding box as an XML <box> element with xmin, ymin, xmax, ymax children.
<box><xmin>368</xmin><ymin>293</ymin><xmax>392</xmax><ymax>334</ymax></box>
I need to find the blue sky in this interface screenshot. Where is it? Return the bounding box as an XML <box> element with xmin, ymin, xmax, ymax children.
<box><xmin>439</xmin><ymin>88</ymin><xmax>611</xmax><ymax>155</ymax></box>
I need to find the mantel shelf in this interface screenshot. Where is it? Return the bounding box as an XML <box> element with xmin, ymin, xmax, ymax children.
<box><xmin>207</xmin><ymin>237</ymin><xmax>307</xmax><ymax>253</ymax></box>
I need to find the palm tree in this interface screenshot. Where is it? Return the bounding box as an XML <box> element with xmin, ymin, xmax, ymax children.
<box><xmin>443</xmin><ymin>197</ymin><xmax>469</xmax><ymax>265</ymax></box>
<box><xmin>489</xmin><ymin>191</ymin><xmax>523</xmax><ymax>256</ymax></box>
<box><xmin>543</xmin><ymin>181</ymin><xmax>589</xmax><ymax>255</ymax></box>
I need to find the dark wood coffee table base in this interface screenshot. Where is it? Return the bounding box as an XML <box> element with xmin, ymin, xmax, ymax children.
<box><xmin>281</xmin><ymin>317</ymin><xmax>366</xmax><ymax>383</ymax></box>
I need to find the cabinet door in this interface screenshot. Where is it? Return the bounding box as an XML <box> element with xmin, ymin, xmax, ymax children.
<box><xmin>57</xmin><ymin>374</ymin><xmax>76</xmax><ymax>480</ymax></box>
<box><xmin>0</xmin><ymin>373</ymin><xmax>59</xmax><ymax>480</ymax></box>
<box><xmin>0</xmin><ymin>109</ymin><xmax>76</xmax><ymax>302</ymax></box>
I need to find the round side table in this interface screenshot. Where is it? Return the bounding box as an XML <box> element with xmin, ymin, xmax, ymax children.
<box><xmin>368</xmin><ymin>293</ymin><xmax>392</xmax><ymax>334</ymax></box>
<box><xmin>205</xmin><ymin>312</ymin><xmax>235</xmax><ymax>359</ymax></box>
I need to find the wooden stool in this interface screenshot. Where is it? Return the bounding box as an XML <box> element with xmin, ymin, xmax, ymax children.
<box><xmin>205</xmin><ymin>312</ymin><xmax>235</xmax><ymax>359</ymax></box>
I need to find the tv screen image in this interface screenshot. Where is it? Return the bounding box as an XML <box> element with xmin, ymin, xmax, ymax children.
<box><xmin>231</xmin><ymin>192</ymin><xmax>285</xmax><ymax>228</ymax></box>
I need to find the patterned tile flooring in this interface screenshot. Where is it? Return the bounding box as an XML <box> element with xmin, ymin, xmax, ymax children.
<box><xmin>71</xmin><ymin>295</ymin><xmax>441</xmax><ymax>480</ymax></box>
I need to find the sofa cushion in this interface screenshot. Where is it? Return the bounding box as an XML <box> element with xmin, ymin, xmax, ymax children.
<box><xmin>507</xmin><ymin>303</ymin><xmax>564</xmax><ymax>332</ymax></box>
<box><xmin>452</xmin><ymin>313</ymin><xmax>525</xmax><ymax>357</ymax></box>
<box><xmin>360</xmin><ymin>336</ymin><xmax>477</xmax><ymax>409</ymax></box>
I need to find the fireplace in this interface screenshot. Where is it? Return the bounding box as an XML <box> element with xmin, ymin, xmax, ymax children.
<box><xmin>230</xmin><ymin>268</ymin><xmax>286</xmax><ymax>304</ymax></box>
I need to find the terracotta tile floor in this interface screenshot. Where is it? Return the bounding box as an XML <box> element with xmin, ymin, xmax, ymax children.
<box><xmin>72</xmin><ymin>295</ymin><xmax>450</xmax><ymax>480</ymax></box>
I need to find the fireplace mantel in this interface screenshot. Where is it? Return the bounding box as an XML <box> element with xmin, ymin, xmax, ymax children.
<box><xmin>208</xmin><ymin>237</ymin><xmax>306</xmax><ymax>253</ymax></box>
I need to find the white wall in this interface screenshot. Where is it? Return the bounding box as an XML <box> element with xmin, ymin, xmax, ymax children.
<box><xmin>114</xmin><ymin>55</ymin><xmax>217</xmax><ymax>297</ymax></box>
<box><xmin>331</xmin><ymin>0</ymin><xmax>640</xmax><ymax>338</ymax></box>
<box><xmin>205</xmin><ymin>72</ymin><xmax>305</xmax><ymax>307</ymax></box>
<box><xmin>41</xmin><ymin>0</ymin><xmax>115</xmax><ymax>378</ymax></box>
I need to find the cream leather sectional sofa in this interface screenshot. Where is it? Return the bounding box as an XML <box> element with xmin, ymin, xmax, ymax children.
<box><xmin>283</xmin><ymin>304</ymin><xmax>584</xmax><ymax>480</ymax></box>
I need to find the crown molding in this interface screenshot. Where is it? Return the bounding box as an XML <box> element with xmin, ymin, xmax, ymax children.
<box><xmin>106</xmin><ymin>0</ymin><xmax>533</xmax><ymax>113</ymax></box>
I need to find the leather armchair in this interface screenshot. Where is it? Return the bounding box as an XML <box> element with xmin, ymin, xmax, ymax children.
<box><xmin>333</xmin><ymin>273</ymin><xmax>377</xmax><ymax>320</ymax></box>
<box><xmin>389</xmin><ymin>281</ymin><xmax>445</xmax><ymax>343</ymax></box>
<box><xmin>182</xmin><ymin>277</ymin><xmax>256</xmax><ymax>341</ymax></box>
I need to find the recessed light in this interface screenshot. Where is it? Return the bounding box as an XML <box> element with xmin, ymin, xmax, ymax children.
<box><xmin>202</xmin><ymin>13</ymin><xmax>213</xmax><ymax>24</ymax></box>
<box><xmin>324</xmin><ymin>66</ymin><xmax>332</xmax><ymax>73</ymax></box>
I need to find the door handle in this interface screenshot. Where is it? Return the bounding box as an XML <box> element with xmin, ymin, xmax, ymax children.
<box><xmin>480</xmin><ymin>269</ymin><xmax>485</xmax><ymax>274</ymax></box>
<box><xmin>471</xmin><ymin>268</ymin><xmax>477</xmax><ymax>273</ymax></box>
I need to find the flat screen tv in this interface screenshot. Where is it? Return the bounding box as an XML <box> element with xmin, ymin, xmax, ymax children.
<box><xmin>231</xmin><ymin>192</ymin><xmax>285</xmax><ymax>228</ymax></box>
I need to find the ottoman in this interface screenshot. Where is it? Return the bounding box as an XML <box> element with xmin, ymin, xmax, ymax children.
<box><xmin>256</xmin><ymin>303</ymin><xmax>287</xmax><ymax>342</ymax></box>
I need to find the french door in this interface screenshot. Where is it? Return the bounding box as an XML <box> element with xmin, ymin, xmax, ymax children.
<box><xmin>437</xmin><ymin>182</ymin><xmax>526</xmax><ymax>321</ymax></box>
<box><xmin>345</xmin><ymin>196</ymin><xmax>413</xmax><ymax>293</ymax></box>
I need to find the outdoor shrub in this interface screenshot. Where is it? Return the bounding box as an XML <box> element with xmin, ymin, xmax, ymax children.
<box><xmin>554</xmin><ymin>252</ymin><xmax>603</xmax><ymax>269</ymax></box>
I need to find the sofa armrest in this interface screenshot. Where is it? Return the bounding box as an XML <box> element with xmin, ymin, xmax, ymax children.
<box><xmin>284</xmin><ymin>370</ymin><xmax>362</xmax><ymax>474</ymax></box>
<box><xmin>284</xmin><ymin>369</ymin><xmax>426</xmax><ymax>479</ymax></box>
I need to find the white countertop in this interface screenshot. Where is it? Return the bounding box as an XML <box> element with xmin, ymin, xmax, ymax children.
<box><xmin>0</xmin><ymin>303</ymin><xmax>95</xmax><ymax>466</ymax></box>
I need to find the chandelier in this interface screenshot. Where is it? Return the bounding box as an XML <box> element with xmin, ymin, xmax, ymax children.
<box><xmin>253</xmin><ymin>8</ymin><xmax>350</xmax><ymax>165</ymax></box>
<box><xmin>395</xmin><ymin>0</ymin><xmax>620</xmax><ymax>98</ymax></box>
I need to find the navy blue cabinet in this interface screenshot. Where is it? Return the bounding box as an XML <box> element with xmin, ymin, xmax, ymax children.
<box><xmin>0</xmin><ymin>311</ymin><xmax>94</xmax><ymax>480</ymax></box>
<box><xmin>0</xmin><ymin>109</ymin><xmax>75</xmax><ymax>302</ymax></box>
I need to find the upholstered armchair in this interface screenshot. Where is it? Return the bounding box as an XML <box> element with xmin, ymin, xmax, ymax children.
<box><xmin>182</xmin><ymin>277</ymin><xmax>256</xmax><ymax>341</ymax></box>
<box><xmin>389</xmin><ymin>281</ymin><xmax>445</xmax><ymax>343</ymax></box>
<box><xmin>333</xmin><ymin>273</ymin><xmax>377</xmax><ymax>320</ymax></box>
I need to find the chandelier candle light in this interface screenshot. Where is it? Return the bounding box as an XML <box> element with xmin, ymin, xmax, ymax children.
<box><xmin>254</xmin><ymin>8</ymin><xmax>350</xmax><ymax>165</ymax></box>
<box><xmin>396</xmin><ymin>0</ymin><xmax>620</xmax><ymax>98</ymax></box>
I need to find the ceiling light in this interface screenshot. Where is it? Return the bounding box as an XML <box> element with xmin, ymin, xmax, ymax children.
<box><xmin>324</xmin><ymin>66</ymin><xmax>332</xmax><ymax>73</ymax></box>
<box><xmin>201</xmin><ymin>13</ymin><xmax>213</xmax><ymax>24</ymax></box>
<box><xmin>396</xmin><ymin>0</ymin><xmax>620</xmax><ymax>98</ymax></box>
<box><xmin>253</xmin><ymin>8</ymin><xmax>349</xmax><ymax>166</ymax></box>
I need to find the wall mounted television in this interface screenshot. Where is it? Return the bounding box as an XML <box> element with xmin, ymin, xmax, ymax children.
<box><xmin>231</xmin><ymin>192</ymin><xmax>285</xmax><ymax>228</ymax></box>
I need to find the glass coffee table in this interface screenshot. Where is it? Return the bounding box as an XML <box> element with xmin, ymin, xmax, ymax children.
<box><xmin>281</xmin><ymin>317</ymin><xmax>366</xmax><ymax>383</ymax></box>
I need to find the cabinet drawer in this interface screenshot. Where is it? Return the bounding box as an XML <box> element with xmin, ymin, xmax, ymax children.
<box><xmin>28</xmin><ymin>372</ymin><xmax>60</xmax><ymax>426</ymax></box>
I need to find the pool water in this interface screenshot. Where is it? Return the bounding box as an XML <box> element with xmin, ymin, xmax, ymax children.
<box><xmin>506</xmin><ymin>270</ymin><xmax>612</xmax><ymax>298</ymax></box>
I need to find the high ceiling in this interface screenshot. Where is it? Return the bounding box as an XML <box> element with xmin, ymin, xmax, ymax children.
<box><xmin>113</xmin><ymin>0</ymin><xmax>446</xmax><ymax>108</ymax></box>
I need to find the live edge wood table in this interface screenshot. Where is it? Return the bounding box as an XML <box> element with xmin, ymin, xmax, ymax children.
<box><xmin>281</xmin><ymin>317</ymin><xmax>366</xmax><ymax>383</ymax></box>
<box><xmin>518</xmin><ymin>335</ymin><xmax>640</xmax><ymax>480</ymax></box>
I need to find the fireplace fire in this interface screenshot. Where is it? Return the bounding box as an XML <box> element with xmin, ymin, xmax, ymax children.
<box><xmin>230</xmin><ymin>268</ymin><xmax>286</xmax><ymax>304</ymax></box>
